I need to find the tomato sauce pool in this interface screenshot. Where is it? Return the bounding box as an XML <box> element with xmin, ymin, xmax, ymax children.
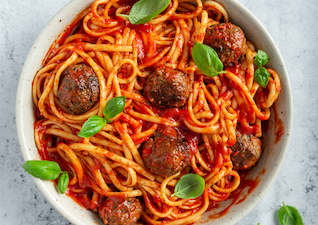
<box><xmin>207</xmin><ymin>168</ymin><xmax>264</xmax><ymax>220</ymax></box>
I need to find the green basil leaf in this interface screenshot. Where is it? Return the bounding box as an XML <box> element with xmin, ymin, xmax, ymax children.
<box><xmin>254</xmin><ymin>50</ymin><xmax>268</xmax><ymax>67</ymax></box>
<box><xmin>278</xmin><ymin>202</ymin><xmax>303</xmax><ymax>225</ymax></box>
<box><xmin>23</xmin><ymin>160</ymin><xmax>61</xmax><ymax>180</ymax></box>
<box><xmin>103</xmin><ymin>96</ymin><xmax>126</xmax><ymax>120</ymax></box>
<box><xmin>254</xmin><ymin>67</ymin><xmax>271</xmax><ymax>88</ymax></box>
<box><xmin>78</xmin><ymin>97</ymin><xmax>125</xmax><ymax>138</ymax></box>
<box><xmin>192</xmin><ymin>43</ymin><xmax>225</xmax><ymax>77</ymax></box>
<box><xmin>119</xmin><ymin>0</ymin><xmax>171</xmax><ymax>25</ymax></box>
<box><xmin>58</xmin><ymin>172</ymin><xmax>69</xmax><ymax>194</ymax></box>
<box><xmin>171</xmin><ymin>174</ymin><xmax>205</xmax><ymax>199</ymax></box>
<box><xmin>78</xmin><ymin>115</ymin><xmax>106</xmax><ymax>138</ymax></box>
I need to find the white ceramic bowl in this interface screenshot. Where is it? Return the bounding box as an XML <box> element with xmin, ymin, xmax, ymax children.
<box><xmin>16</xmin><ymin>0</ymin><xmax>292</xmax><ymax>224</ymax></box>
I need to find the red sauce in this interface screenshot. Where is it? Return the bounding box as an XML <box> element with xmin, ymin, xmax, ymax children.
<box><xmin>155</xmin><ymin>108</ymin><xmax>201</xmax><ymax>155</ymax></box>
<box><xmin>273</xmin><ymin>103</ymin><xmax>285</xmax><ymax>143</ymax></box>
<box><xmin>120</xmin><ymin>113</ymin><xmax>140</xmax><ymax>128</ymax></box>
<box><xmin>219</xmin><ymin>90</ymin><xmax>232</xmax><ymax>102</ymax></box>
<box><xmin>43</xmin><ymin>8</ymin><xmax>89</xmax><ymax>65</ymax></box>
<box><xmin>153</xmin><ymin>107</ymin><xmax>188</xmax><ymax>122</ymax></box>
<box><xmin>226</xmin><ymin>64</ymin><xmax>245</xmax><ymax>82</ymax></box>
<box><xmin>128</xmin><ymin>23</ymin><xmax>157</xmax><ymax>64</ymax></box>
<box><xmin>176</xmin><ymin>126</ymin><xmax>200</xmax><ymax>155</ymax></box>
<box><xmin>34</xmin><ymin>107</ymin><xmax>44</xmax><ymax>121</ymax></box>
<box><xmin>208</xmin><ymin>168</ymin><xmax>265</xmax><ymax>220</ymax></box>
<box><xmin>133</xmin><ymin>136</ymin><xmax>150</xmax><ymax>145</ymax></box>
<box><xmin>34</xmin><ymin>122</ymin><xmax>49</xmax><ymax>160</ymax></box>
<box><xmin>141</xmin><ymin>143</ymin><xmax>151</xmax><ymax>158</ymax></box>
<box><xmin>117</xmin><ymin>0</ymin><xmax>137</xmax><ymax>6</ymax></box>
<box><xmin>213</xmin><ymin>143</ymin><xmax>225</xmax><ymax>169</ymax></box>
<box><xmin>133</xmin><ymin>33</ymin><xmax>145</xmax><ymax>59</ymax></box>
<box><xmin>237</xmin><ymin>108</ymin><xmax>261</xmax><ymax>135</ymax></box>
<box><xmin>129</xmin><ymin>23</ymin><xmax>152</xmax><ymax>34</ymax></box>
<box><xmin>68</xmin><ymin>180</ymin><xmax>97</xmax><ymax>210</ymax></box>
<box><xmin>235</xmin><ymin>168</ymin><xmax>265</xmax><ymax>199</ymax></box>
<box><xmin>187</xmin><ymin>40</ymin><xmax>194</xmax><ymax>48</ymax></box>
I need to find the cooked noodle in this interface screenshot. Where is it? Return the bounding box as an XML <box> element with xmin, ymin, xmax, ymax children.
<box><xmin>32</xmin><ymin>0</ymin><xmax>281</xmax><ymax>224</ymax></box>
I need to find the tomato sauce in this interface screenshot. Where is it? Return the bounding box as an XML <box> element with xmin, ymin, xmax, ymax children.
<box><xmin>237</xmin><ymin>108</ymin><xmax>261</xmax><ymax>136</ymax></box>
<box><xmin>43</xmin><ymin>8</ymin><xmax>89</xmax><ymax>65</ymax></box>
<box><xmin>129</xmin><ymin>23</ymin><xmax>157</xmax><ymax>65</ymax></box>
<box><xmin>208</xmin><ymin>168</ymin><xmax>264</xmax><ymax>219</ymax></box>
<box><xmin>155</xmin><ymin>108</ymin><xmax>201</xmax><ymax>155</ymax></box>
<box><xmin>133</xmin><ymin>32</ymin><xmax>145</xmax><ymax>59</ymax></box>
<box><xmin>273</xmin><ymin>103</ymin><xmax>284</xmax><ymax>143</ymax></box>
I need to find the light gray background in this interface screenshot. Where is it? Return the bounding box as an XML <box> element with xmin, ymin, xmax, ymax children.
<box><xmin>1</xmin><ymin>0</ymin><xmax>317</xmax><ymax>224</ymax></box>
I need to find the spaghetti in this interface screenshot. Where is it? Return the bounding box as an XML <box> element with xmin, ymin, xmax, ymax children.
<box><xmin>32</xmin><ymin>0</ymin><xmax>281</xmax><ymax>224</ymax></box>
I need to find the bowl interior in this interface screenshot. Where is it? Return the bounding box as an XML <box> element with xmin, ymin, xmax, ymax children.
<box><xmin>16</xmin><ymin>0</ymin><xmax>292</xmax><ymax>224</ymax></box>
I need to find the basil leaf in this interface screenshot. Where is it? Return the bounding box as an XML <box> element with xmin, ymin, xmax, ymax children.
<box><xmin>192</xmin><ymin>43</ymin><xmax>225</xmax><ymax>77</ymax></box>
<box><xmin>58</xmin><ymin>172</ymin><xmax>69</xmax><ymax>194</ymax></box>
<box><xmin>78</xmin><ymin>97</ymin><xmax>125</xmax><ymax>138</ymax></box>
<box><xmin>23</xmin><ymin>160</ymin><xmax>61</xmax><ymax>180</ymax></box>
<box><xmin>103</xmin><ymin>96</ymin><xmax>126</xmax><ymax>120</ymax></box>
<box><xmin>78</xmin><ymin>115</ymin><xmax>106</xmax><ymax>138</ymax></box>
<box><xmin>119</xmin><ymin>0</ymin><xmax>171</xmax><ymax>25</ymax></box>
<box><xmin>279</xmin><ymin>202</ymin><xmax>303</xmax><ymax>225</ymax></box>
<box><xmin>171</xmin><ymin>174</ymin><xmax>205</xmax><ymax>199</ymax></box>
<box><xmin>254</xmin><ymin>67</ymin><xmax>270</xmax><ymax>88</ymax></box>
<box><xmin>254</xmin><ymin>50</ymin><xmax>268</xmax><ymax>67</ymax></box>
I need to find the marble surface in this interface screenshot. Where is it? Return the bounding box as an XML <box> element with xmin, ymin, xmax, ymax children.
<box><xmin>0</xmin><ymin>0</ymin><xmax>317</xmax><ymax>224</ymax></box>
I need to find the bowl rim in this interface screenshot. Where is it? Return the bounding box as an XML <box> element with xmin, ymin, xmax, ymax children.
<box><xmin>16</xmin><ymin>0</ymin><xmax>293</xmax><ymax>224</ymax></box>
<box><xmin>217</xmin><ymin>1</ymin><xmax>293</xmax><ymax>224</ymax></box>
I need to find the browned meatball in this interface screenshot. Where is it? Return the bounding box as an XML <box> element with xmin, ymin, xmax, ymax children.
<box><xmin>98</xmin><ymin>197</ymin><xmax>143</xmax><ymax>225</ymax></box>
<box><xmin>204</xmin><ymin>22</ymin><xmax>248</xmax><ymax>66</ymax></box>
<box><xmin>142</xmin><ymin>126</ymin><xmax>190</xmax><ymax>177</ymax></box>
<box><xmin>144</xmin><ymin>67</ymin><xmax>190</xmax><ymax>108</ymax></box>
<box><xmin>57</xmin><ymin>63</ymin><xmax>99</xmax><ymax>115</ymax></box>
<box><xmin>231</xmin><ymin>132</ymin><xmax>262</xmax><ymax>170</ymax></box>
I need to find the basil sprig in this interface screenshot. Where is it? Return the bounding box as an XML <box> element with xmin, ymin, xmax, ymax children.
<box><xmin>278</xmin><ymin>202</ymin><xmax>303</xmax><ymax>225</ymax></box>
<box><xmin>254</xmin><ymin>49</ymin><xmax>268</xmax><ymax>67</ymax></box>
<box><xmin>103</xmin><ymin>96</ymin><xmax>126</xmax><ymax>121</ymax></box>
<box><xmin>23</xmin><ymin>160</ymin><xmax>69</xmax><ymax>194</ymax></box>
<box><xmin>171</xmin><ymin>174</ymin><xmax>205</xmax><ymax>199</ymax></box>
<box><xmin>254</xmin><ymin>50</ymin><xmax>271</xmax><ymax>88</ymax></box>
<box><xmin>58</xmin><ymin>172</ymin><xmax>69</xmax><ymax>194</ymax></box>
<box><xmin>78</xmin><ymin>96</ymin><xmax>126</xmax><ymax>138</ymax></box>
<box><xmin>119</xmin><ymin>0</ymin><xmax>171</xmax><ymax>25</ymax></box>
<box><xmin>192</xmin><ymin>43</ymin><xmax>226</xmax><ymax>77</ymax></box>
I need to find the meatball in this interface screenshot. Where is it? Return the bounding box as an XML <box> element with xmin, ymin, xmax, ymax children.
<box><xmin>142</xmin><ymin>126</ymin><xmax>190</xmax><ymax>177</ymax></box>
<box><xmin>98</xmin><ymin>197</ymin><xmax>143</xmax><ymax>225</ymax></box>
<box><xmin>204</xmin><ymin>22</ymin><xmax>248</xmax><ymax>66</ymax></box>
<box><xmin>230</xmin><ymin>132</ymin><xmax>262</xmax><ymax>170</ymax></box>
<box><xmin>57</xmin><ymin>63</ymin><xmax>99</xmax><ymax>115</ymax></box>
<box><xmin>144</xmin><ymin>67</ymin><xmax>190</xmax><ymax>108</ymax></box>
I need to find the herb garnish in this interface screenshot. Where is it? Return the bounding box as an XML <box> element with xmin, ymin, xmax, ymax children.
<box><xmin>58</xmin><ymin>172</ymin><xmax>69</xmax><ymax>194</ymax></box>
<box><xmin>192</xmin><ymin>43</ymin><xmax>226</xmax><ymax>77</ymax></box>
<box><xmin>119</xmin><ymin>0</ymin><xmax>171</xmax><ymax>25</ymax></box>
<box><xmin>171</xmin><ymin>174</ymin><xmax>205</xmax><ymax>199</ymax></box>
<box><xmin>78</xmin><ymin>96</ymin><xmax>126</xmax><ymax>138</ymax></box>
<box><xmin>254</xmin><ymin>50</ymin><xmax>271</xmax><ymax>88</ymax></box>
<box><xmin>23</xmin><ymin>160</ymin><xmax>69</xmax><ymax>194</ymax></box>
<box><xmin>278</xmin><ymin>202</ymin><xmax>303</xmax><ymax>225</ymax></box>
